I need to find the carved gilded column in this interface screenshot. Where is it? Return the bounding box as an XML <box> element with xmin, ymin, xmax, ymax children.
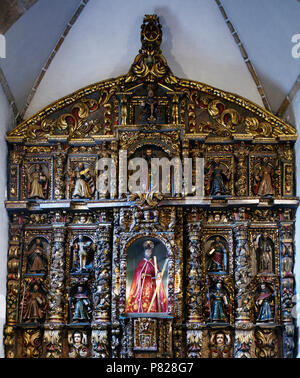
<box><xmin>53</xmin><ymin>147</ymin><xmax>66</xmax><ymax>200</ymax></box>
<box><xmin>233</xmin><ymin>212</ymin><xmax>254</xmax><ymax>358</ymax></box>
<box><xmin>186</xmin><ymin>221</ymin><xmax>202</xmax><ymax>322</ymax></box>
<box><xmin>44</xmin><ymin>212</ymin><xmax>66</xmax><ymax>357</ymax></box>
<box><xmin>157</xmin><ymin>320</ymin><xmax>173</xmax><ymax>358</ymax></box>
<box><xmin>4</xmin><ymin>214</ymin><xmax>23</xmax><ymax>358</ymax></box>
<box><xmin>173</xmin><ymin>207</ymin><xmax>185</xmax><ymax>358</ymax></box>
<box><xmin>234</xmin><ymin>142</ymin><xmax>249</xmax><ymax>197</ymax></box>
<box><xmin>110</xmin><ymin>140</ymin><xmax>118</xmax><ymax>199</ymax></box>
<box><xmin>186</xmin><ymin>218</ymin><xmax>203</xmax><ymax>357</ymax></box>
<box><xmin>8</xmin><ymin>145</ymin><xmax>22</xmax><ymax>201</ymax></box>
<box><xmin>111</xmin><ymin>208</ymin><xmax>121</xmax><ymax>357</ymax></box>
<box><xmin>279</xmin><ymin>210</ymin><xmax>296</xmax><ymax>357</ymax></box>
<box><xmin>119</xmin><ymin>319</ymin><xmax>133</xmax><ymax>358</ymax></box>
<box><xmin>92</xmin><ymin>221</ymin><xmax>112</xmax><ymax>358</ymax></box>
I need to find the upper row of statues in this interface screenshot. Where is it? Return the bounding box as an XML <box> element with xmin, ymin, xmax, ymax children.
<box><xmin>26</xmin><ymin>155</ymin><xmax>280</xmax><ymax>200</ymax></box>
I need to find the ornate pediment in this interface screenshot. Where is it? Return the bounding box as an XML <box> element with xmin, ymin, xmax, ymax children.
<box><xmin>6</xmin><ymin>15</ymin><xmax>296</xmax><ymax>143</ymax></box>
<box><xmin>125</xmin><ymin>14</ymin><xmax>177</xmax><ymax>85</ymax></box>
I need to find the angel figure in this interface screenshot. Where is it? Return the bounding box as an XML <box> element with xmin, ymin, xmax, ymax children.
<box><xmin>253</xmin><ymin>157</ymin><xmax>275</xmax><ymax>196</ymax></box>
<box><xmin>28</xmin><ymin>164</ymin><xmax>48</xmax><ymax>199</ymax></box>
<box><xmin>68</xmin><ymin>331</ymin><xmax>90</xmax><ymax>358</ymax></box>
<box><xmin>205</xmin><ymin>161</ymin><xmax>231</xmax><ymax>196</ymax></box>
<box><xmin>209</xmin><ymin>332</ymin><xmax>232</xmax><ymax>358</ymax></box>
<box><xmin>72</xmin><ymin>162</ymin><xmax>95</xmax><ymax>199</ymax></box>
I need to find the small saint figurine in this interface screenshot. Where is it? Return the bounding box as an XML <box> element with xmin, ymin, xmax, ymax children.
<box><xmin>206</xmin><ymin>236</ymin><xmax>227</xmax><ymax>273</ymax></box>
<box><xmin>206</xmin><ymin>161</ymin><xmax>230</xmax><ymax>196</ymax></box>
<box><xmin>21</xmin><ymin>283</ymin><xmax>46</xmax><ymax>323</ymax></box>
<box><xmin>254</xmin><ymin>157</ymin><xmax>274</xmax><ymax>197</ymax></box>
<box><xmin>255</xmin><ymin>283</ymin><xmax>274</xmax><ymax>323</ymax></box>
<box><xmin>255</xmin><ymin>232</ymin><xmax>274</xmax><ymax>274</ymax></box>
<box><xmin>71</xmin><ymin>286</ymin><xmax>91</xmax><ymax>323</ymax></box>
<box><xmin>28</xmin><ymin>164</ymin><xmax>48</xmax><ymax>199</ymax></box>
<box><xmin>72</xmin><ymin>162</ymin><xmax>95</xmax><ymax>199</ymax></box>
<box><xmin>68</xmin><ymin>331</ymin><xmax>90</xmax><ymax>358</ymax></box>
<box><xmin>71</xmin><ymin>235</ymin><xmax>95</xmax><ymax>273</ymax></box>
<box><xmin>208</xmin><ymin>281</ymin><xmax>229</xmax><ymax>323</ymax></box>
<box><xmin>27</xmin><ymin>238</ymin><xmax>48</xmax><ymax>274</ymax></box>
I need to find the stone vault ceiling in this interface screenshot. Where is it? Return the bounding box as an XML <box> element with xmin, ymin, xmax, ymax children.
<box><xmin>0</xmin><ymin>0</ymin><xmax>39</xmax><ymax>35</ymax></box>
<box><xmin>0</xmin><ymin>0</ymin><xmax>300</xmax><ymax>128</ymax></box>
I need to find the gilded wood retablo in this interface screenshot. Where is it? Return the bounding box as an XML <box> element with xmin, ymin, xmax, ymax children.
<box><xmin>4</xmin><ymin>15</ymin><xmax>298</xmax><ymax>358</ymax></box>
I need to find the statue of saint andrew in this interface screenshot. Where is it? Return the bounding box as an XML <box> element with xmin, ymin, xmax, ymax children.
<box><xmin>125</xmin><ymin>240</ymin><xmax>167</xmax><ymax>313</ymax></box>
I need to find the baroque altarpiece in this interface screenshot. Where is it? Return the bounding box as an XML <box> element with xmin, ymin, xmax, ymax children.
<box><xmin>3</xmin><ymin>15</ymin><xmax>299</xmax><ymax>358</ymax></box>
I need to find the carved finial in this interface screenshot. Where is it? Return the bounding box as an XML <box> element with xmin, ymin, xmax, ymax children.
<box><xmin>126</xmin><ymin>14</ymin><xmax>177</xmax><ymax>84</ymax></box>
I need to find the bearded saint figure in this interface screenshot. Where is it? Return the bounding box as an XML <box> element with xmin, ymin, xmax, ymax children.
<box><xmin>125</xmin><ymin>240</ymin><xmax>167</xmax><ymax>313</ymax></box>
<box><xmin>206</xmin><ymin>236</ymin><xmax>227</xmax><ymax>273</ymax></box>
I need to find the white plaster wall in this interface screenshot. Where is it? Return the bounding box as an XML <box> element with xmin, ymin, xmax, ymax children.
<box><xmin>25</xmin><ymin>0</ymin><xmax>264</xmax><ymax>119</ymax></box>
<box><xmin>0</xmin><ymin>85</ymin><xmax>12</xmax><ymax>358</ymax></box>
<box><xmin>222</xmin><ymin>0</ymin><xmax>300</xmax><ymax>112</ymax></box>
<box><xmin>0</xmin><ymin>0</ymin><xmax>81</xmax><ymax>112</ymax></box>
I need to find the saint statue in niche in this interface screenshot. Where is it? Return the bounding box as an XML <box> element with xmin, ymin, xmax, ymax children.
<box><xmin>72</xmin><ymin>162</ymin><xmax>95</xmax><ymax>199</ymax></box>
<box><xmin>26</xmin><ymin>238</ymin><xmax>48</xmax><ymax>274</ymax></box>
<box><xmin>21</xmin><ymin>283</ymin><xmax>46</xmax><ymax>323</ymax></box>
<box><xmin>255</xmin><ymin>283</ymin><xmax>275</xmax><ymax>323</ymax></box>
<box><xmin>28</xmin><ymin>163</ymin><xmax>48</xmax><ymax>199</ymax></box>
<box><xmin>205</xmin><ymin>161</ymin><xmax>231</xmax><ymax>196</ymax></box>
<box><xmin>253</xmin><ymin>157</ymin><xmax>275</xmax><ymax>197</ymax></box>
<box><xmin>70</xmin><ymin>285</ymin><xmax>92</xmax><ymax>323</ymax></box>
<box><xmin>255</xmin><ymin>232</ymin><xmax>274</xmax><ymax>274</ymax></box>
<box><xmin>71</xmin><ymin>235</ymin><xmax>95</xmax><ymax>273</ymax></box>
<box><xmin>125</xmin><ymin>239</ymin><xmax>168</xmax><ymax>314</ymax></box>
<box><xmin>128</xmin><ymin>145</ymin><xmax>171</xmax><ymax>195</ymax></box>
<box><xmin>207</xmin><ymin>280</ymin><xmax>229</xmax><ymax>323</ymax></box>
<box><xmin>206</xmin><ymin>235</ymin><xmax>228</xmax><ymax>274</ymax></box>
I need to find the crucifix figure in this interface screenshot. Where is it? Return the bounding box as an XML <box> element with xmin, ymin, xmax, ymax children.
<box><xmin>72</xmin><ymin>235</ymin><xmax>94</xmax><ymax>272</ymax></box>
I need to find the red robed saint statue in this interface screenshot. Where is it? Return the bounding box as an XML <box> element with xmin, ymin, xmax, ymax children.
<box><xmin>125</xmin><ymin>240</ymin><xmax>168</xmax><ymax>313</ymax></box>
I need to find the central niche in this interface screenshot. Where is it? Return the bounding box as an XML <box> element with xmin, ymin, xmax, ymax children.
<box><xmin>125</xmin><ymin>237</ymin><xmax>168</xmax><ymax>315</ymax></box>
<box><xmin>128</xmin><ymin>145</ymin><xmax>175</xmax><ymax>196</ymax></box>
